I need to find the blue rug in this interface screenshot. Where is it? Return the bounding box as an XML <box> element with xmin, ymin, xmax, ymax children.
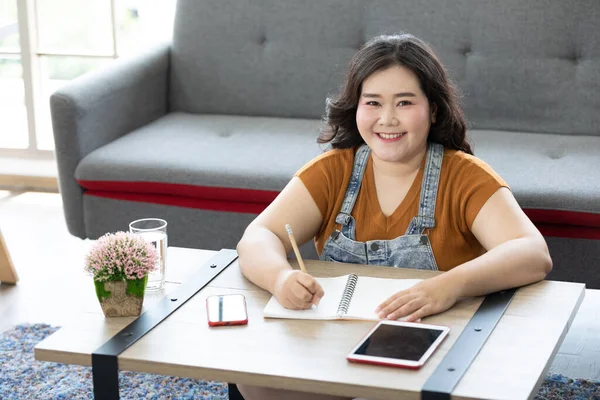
<box><xmin>1</xmin><ymin>324</ymin><xmax>599</xmax><ymax>399</ymax></box>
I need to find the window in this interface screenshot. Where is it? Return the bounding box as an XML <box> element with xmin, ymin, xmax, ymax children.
<box><xmin>0</xmin><ymin>0</ymin><xmax>175</xmax><ymax>157</ymax></box>
<box><xmin>0</xmin><ymin>0</ymin><xmax>27</xmax><ymax>150</ymax></box>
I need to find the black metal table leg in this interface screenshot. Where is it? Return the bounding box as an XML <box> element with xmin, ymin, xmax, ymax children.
<box><xmin>228</xmin><ymin>383</ymin><xmax>246</xmax><ymax>400</ymax></box>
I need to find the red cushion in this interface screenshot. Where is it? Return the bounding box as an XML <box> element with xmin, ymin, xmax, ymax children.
<box><xmin>85</xmin><ymin>190</ymin><xmax>268</xmax><ymax>214</ymax></box>
<box><xmin>523</xmin><ymin>209</ymin><xmax>600</xmax><ymax>228</ymax></box>
<box><xmin>77</xmin><ymin>180</ymin><xmax>279</xmax><ymax>204</ymax></box>
<box><xmin>79</xmin><ymin>180</ymin><xmax>600</xmax><ymax>239</ymax></box>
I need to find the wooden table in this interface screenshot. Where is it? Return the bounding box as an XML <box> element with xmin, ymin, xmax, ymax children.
<box><xmin>35</xmin><ymin>247</ymin><xmax>585</xmax><ymax>400</ymax></box>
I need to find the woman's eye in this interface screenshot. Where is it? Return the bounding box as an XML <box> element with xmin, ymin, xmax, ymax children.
<box><xmin>397</xmin><ymin>100</ymin><xmax>412</xmax><ymax>106</ymax></box>
<box><xmin>365</xmin><ymin>101</ymin><xmax>380</xmax><ymax>106</ymax></box>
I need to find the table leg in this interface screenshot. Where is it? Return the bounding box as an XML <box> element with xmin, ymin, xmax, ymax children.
<box><xmin>0</xmin><ymin>229</ymin><xmax>18</xmax><ymax>284</ymax></box>
<box><xmin>228</xmin><ymin>383</ymin><xmax>246</xmax><ymax>400</ymax></box>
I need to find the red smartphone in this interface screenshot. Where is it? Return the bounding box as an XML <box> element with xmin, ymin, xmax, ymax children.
<box><xmin>206</xmin><ymin>294</ymin><xmax>248</xmax><ymax>327</ymax></box>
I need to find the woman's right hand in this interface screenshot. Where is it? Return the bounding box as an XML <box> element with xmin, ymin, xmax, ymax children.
<box><xmin>273</xmin><ymin>269</ymin><xmax>325</xmax><ymax>309</ymax></box>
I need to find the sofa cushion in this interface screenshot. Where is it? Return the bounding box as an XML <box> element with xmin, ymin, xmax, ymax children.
<box><xmin>76</xmin><ymin>112</ymin><xmax>322</xmax><ymax>211</ymax></box>
<box><xmin>469</xmin><ymin>130</ymin><xmax>600</xmax><ymax>238</ymax></box>
<box><xmin>76</xmin><ymin>113</ymin><xmax>600</xmax><ymax>235</ymax></box>
<box><xmin>469</xmin><ymin>130</ymin><xmax>600</xmax><ymax>214</ymax></box>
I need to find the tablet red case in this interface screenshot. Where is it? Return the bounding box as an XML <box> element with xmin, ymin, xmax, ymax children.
<box><xmin>346</xmin><ymin>322</ymin><xmax>449</xmax><ymax>370</ymax></box>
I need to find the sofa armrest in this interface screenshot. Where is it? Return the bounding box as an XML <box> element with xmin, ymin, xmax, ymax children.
<box><xmin>50</xmin><ymin>43</ymin><xmax>171</xmax><ymax>238</ymax></box>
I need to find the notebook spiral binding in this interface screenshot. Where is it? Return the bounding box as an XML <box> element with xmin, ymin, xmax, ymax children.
<box><xmin>336</xmin><ymin>273</ymin><xmax>359</xmax><ymax>316</ymax></box>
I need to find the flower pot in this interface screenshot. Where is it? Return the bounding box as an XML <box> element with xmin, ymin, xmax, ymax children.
<box><xmin>95</xmin><ymin>277</ymin><xmax>147</xmax><ymax>317</ymax></box>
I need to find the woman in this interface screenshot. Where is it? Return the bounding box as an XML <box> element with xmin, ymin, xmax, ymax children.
<box><xmin>236</xmin><ymin>33</ymin><xmax>551</xmax><ymax>400</ymax></box>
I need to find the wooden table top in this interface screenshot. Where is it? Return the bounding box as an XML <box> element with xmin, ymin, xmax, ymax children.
<box><xmin>35</xmin><ymin>247</ymin><xmax>585</xmax><ymax>400</ymax></box>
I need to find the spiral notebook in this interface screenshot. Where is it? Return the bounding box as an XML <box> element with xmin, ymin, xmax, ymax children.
<box><xmin>263</xmin><ymin>274</ymin><xmax>423</xmax><ymax>321</ymax></box>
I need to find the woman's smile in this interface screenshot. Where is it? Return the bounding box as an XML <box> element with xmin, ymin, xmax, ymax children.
<box><xmin>375</xmin><ymin>131</ymin><xmax>407</xmax><ymax>141</ymax></box>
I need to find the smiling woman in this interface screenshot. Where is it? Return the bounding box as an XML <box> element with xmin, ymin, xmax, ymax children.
<box><xmin>239</xmin><ymin>31</ymin><xmax>551</xmax><ymax>314</ymax></box>
<box><xmin>236</xmin><ymin>33</ymin><xmax>552</xmax><ymax>400</ymax></box>
<box><xmin>356</xmin><ymin>65</ymin><xmax>433</xmax><ymax>166</ymax></box>
<box><xmin>319</xmin><ymin>34</ymin><xmax>470</xmax><ymax>155</ymax></box>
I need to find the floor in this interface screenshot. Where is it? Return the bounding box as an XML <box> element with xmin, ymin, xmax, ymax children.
<box><xmin>0</xmin><ymin>191</ymin><xmax>94</xmax><ymax>333</ymax></box>
<box><xmin>0</xmin><ymin>190</ymin><xmax>598</xmax><ymax>381</ymax></box>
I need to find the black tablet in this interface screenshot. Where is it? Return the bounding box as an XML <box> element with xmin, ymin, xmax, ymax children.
<box><xmin>347</xmin><ymin>320</ymin><xmax>450</xmax><ymax>369</ymax></box>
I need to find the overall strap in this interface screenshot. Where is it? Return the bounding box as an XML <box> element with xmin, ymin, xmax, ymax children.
<box><xmin>405</xmin><ymin>142</ymin><xmax>445</xmax><ymax>235</ymax></box>
<box><xmin>334</xmin><ymin>144</ymin><xmax>371</xmax><ymax>227</ymax></box>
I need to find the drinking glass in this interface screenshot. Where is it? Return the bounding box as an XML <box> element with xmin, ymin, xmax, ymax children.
<box><xmin>129</xmin><ymin>218</ymin><xmax>167</xmax><ymax>291</ymax></box>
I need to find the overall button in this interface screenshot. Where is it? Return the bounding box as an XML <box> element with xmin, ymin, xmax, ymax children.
<box><xmin>420</xmin><ymin>236</ymin><xmax>428</xmax><ymax>245</ymax></box>
<box><xmin>370</xmin><ymin>242</ymin><xmax>379</xmax><ymax>251</ymax></box>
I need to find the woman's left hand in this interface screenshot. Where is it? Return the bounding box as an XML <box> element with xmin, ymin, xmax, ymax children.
<box><xmin>375</xmin><ymin>277</ymin><xmax>462</xmax><ymax>322</ymax></box>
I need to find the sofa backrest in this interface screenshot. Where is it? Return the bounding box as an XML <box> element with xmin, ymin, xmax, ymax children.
<box><xmin>170</xmin><ymin>0</ymin><xmax>600</xmax><ymax>136</ymax></box>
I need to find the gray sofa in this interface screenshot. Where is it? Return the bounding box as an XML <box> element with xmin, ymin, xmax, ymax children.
<box><xmin>51</xmin><ymin>0</ymin><xmax>600</xmax><ymax>287</ymax></box>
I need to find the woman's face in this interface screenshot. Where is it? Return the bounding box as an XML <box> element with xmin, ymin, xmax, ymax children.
<box><xmin>356</xmin><ymin>65</ymin><xmax>435</xmax><ymax>165</ymax></box>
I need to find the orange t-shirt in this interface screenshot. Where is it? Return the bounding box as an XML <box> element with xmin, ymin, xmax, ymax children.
<box><xmin>294</xmin><ymin>146</ymin><xmax>509</xmax><ymax>271</ymax></box>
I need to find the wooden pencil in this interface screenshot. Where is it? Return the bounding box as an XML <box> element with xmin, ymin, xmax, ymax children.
<box><xmin>285</xmin><ymin>224</ymin><xmax>308</xmax><ymax>273</ymax></box>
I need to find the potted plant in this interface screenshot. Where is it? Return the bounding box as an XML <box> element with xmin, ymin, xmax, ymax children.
<box><xmin>84</xmin><ymin>231</ymin><xmax>158</xmax><ymax>317</ymax></box>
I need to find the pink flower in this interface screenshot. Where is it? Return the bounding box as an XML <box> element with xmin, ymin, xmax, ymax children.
<box><xmin>84</xmin><ymin>231</ymin><xmax>158</xmax><ymax>282</ymax></box>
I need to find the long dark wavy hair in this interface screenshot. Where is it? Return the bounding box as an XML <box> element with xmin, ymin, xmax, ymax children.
<box><xmin>318</xmin><ymin>33</ymin><xmax>473</xmax><ymax>155</ymax></box>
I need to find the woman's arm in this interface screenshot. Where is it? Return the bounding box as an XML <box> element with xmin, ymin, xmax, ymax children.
<box><xmin>377</xmin><ymin>187</ymin><xmax>552</xmax><ymax>321</ymax></box>
<box><xmin>440</xmin><ymin>187</ymin><xmax>552</xmax><ymax>297</ymax></box>
<box><xmin>237</xmin><ymin>177</ymin><xmax>325</xmax><ymax>309</ymax></box>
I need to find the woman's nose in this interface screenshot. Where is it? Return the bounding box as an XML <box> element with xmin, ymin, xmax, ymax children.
<box><xmin>379</xmin><ymin>107</ymin><xmax>399</xmax><ymax>126</ymax></box>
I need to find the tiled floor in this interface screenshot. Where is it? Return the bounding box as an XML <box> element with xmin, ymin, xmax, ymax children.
<box><xmin>0</xmin><ymin>191</ymin><xmax>598</xmax><ymax>380</ymax></box>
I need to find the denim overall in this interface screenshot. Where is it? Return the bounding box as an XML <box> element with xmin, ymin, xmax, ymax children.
<box><xmin>319</xmin><ymin>142</ymin><xmax>444</xmax><ymax>270</ymax></box>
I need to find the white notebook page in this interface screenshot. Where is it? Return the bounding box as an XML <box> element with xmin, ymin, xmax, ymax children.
<box><xmin>345</xmin><ymin>277</ymin><xmax>423</xmax><ymax>319</ymax></box>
